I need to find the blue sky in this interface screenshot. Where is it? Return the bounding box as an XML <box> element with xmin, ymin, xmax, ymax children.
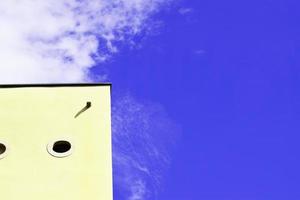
<box><xmin>98</xmin><ymin>0</ymin><xmax>300</xmax><ymax>199</ymax></box>
<box><xmin>0</xmin><ymin>0</ymin><xmax>299</xmax><ymax>199</ymax></box>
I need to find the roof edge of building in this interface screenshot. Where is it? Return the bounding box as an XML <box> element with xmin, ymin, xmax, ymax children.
<box><xmin>0</xmin><ymin>83</ymin><xmax>112</xmax><ymax>88</ymax></box>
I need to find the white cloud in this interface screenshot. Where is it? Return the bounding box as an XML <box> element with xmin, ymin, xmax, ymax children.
<box><xmin>0</xmin><ymin>0</ymin><xmax>168</xmax><ymax>83</ymax></box>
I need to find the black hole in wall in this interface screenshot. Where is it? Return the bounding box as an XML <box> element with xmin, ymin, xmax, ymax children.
<box><xmin>0</xmin><ymin>143</ymin><xmax>6</xmax><ymax>155</ymax></box>
<box><xmin>52</xmin><ymin>141</ymin><xmax>71</xmax><ymax>153</ymax></box>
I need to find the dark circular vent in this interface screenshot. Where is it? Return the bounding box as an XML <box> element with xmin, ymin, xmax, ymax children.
<box><xmin>47</xmin><ymin>139</ymin><xmax>73</xmax><ymax>158</ymax></box>
<box><xmin>0</xmin><ymin>143</ymin><xmax>6</xmax><ymax>155</ymax></box>
<box><xmin>52</xmin><ymin>141</ymin><xmax>71</xmax><ymax>153</ymax></box>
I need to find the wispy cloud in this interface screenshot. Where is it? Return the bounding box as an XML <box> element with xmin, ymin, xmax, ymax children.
<box><xmin>195</xmin><ymin>49</ymin><xmax>206</xmax><ymax>55</ymax></box>
<box><xmin>178</xmin><ymin>7</ymin><xmax>193</xmax><ymax>15</ymax></box>
<box><xmin>0</xmin><ymin>0</ymin><xmax>169</xmax><ymax>83</ymax></box>
<box><xmin>112</xmin><ymin>95</ymin><xmax>180</xmax><ymax>200</ymax></box>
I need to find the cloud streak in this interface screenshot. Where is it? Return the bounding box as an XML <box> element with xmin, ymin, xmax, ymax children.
<box><xmin>112</xmin><ymin>95</ymin><xmax>179</xmax><ymax>200</ymax></box>
<box><xmin>0</xmin><ymin>0</ymin><xmax>168</xmax><ymax>83</ymax></box>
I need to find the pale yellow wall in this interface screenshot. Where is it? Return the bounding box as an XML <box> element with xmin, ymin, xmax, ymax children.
<box><xmin>0</xmin><ymin>85</ymin><xmax>112</xmax><ymax>200</ymax></box>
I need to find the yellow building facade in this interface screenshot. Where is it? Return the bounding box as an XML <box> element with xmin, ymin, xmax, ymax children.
<box><xmin>0</xmin><ymin>84</ymin><xmax>112</xmax><ymax>200</ymax></box>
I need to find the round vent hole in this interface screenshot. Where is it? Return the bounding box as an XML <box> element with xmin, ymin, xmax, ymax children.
<box><xmin>0</xmin><ymin>143</ymin><xmax>6</xmax><ymax>155</ymax></box>
<box><xmin>47</xmin><ymin>139</ymin><xmax>73</xmax><ymax>158</ymax></box>
<box><xmin>52</xmin><ymin>141</ymin><xmax>71</xmax><ymax>153</ymax></box>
